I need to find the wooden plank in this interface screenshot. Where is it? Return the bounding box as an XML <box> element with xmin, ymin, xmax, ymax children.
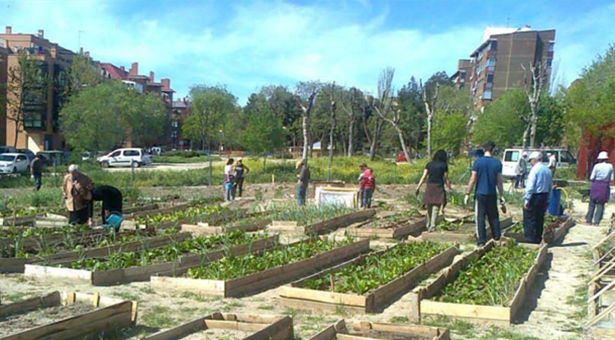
<box><xmin>307</xmin><ymin>209</ymin><xmax>376</xmax><ymax>235</ymax></box>
<box><xmin>421</xmin><ymin>300</ymin><xmax>511</xmax><ymax>322</ymax></box>
<box><xmin>0</xmin><ymin>291</ymin><xmax>61</xmax><ymax>317</ymax></box>
<box><xmin>243</xmin><ymin>315</ymin><xmax>294</xmax><ymax>340</ymax></box>
<box><xmin>280</xmin><ymin>286</ymin><xmax>367</xmax><ymax>307</ymax></box>
<box><xmin>24</xmin><ymin>264</ymin><xmax>93</xmax><ymax>281</ymax></box>
<box><xmin>593</xmin><ymin>232</ymin><xmax>615</xmax><ymax>252</ymax></box>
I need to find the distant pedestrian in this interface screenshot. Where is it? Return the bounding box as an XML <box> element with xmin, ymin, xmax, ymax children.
<box><xmin>586</xmin><ymin>151</ymin><xmax>614</xmax><ymax>226</ymax></box>
<box><xmin>296</xmin><ymin>159</ymin><xmax>310</xmax><ymax>205</ymax></box>
<box><xmin>464</xmin><ymin>141</ymin><xmax>505</xmax><ymax>246</ymax></box>
<box><xmin>547</xmin><ymin>153</ymin><xmax>557</xmax><ymax>177</ymax></box>
<box><xmin>63</xmin><ymin>164</ymin><xmax>94</xmax><ymax>226</ymax></box>
<box><xmin>523</xmin><ymin>152</ymin><xmax>553</xmax><ymax>243</ymax></box>
<box><xmin>30</xmin><ymin>154</ymin><xmax>44</xmax><ymax>191</ymax></box>
<box><xmin>233</xmin><ymin>159</ymin><xmax>250</xmax><ymax>198</ymax></box>
<box><xmin>359</xmin><ymin>164</ymin><xmax>376</xmax><ymax>209</ymax></box>
<box><xmin>224</xmin><ymin>158</ymin><xmax>235</xmax><ymax>201</ymax></box>
<box><xmin>514</xmin><ymin>152</ymin><xmax>528</xmax><ymax>189</ymax></box>
<box><xmin>416</xmin><ymin>150</ymin><xmax>453</xmax><ymax>231</ymax></box>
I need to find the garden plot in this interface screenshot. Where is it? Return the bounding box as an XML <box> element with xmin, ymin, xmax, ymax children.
<box><xmin>502</xmin><ymin>215</ymin><xmax>575</xmax><ymax>245</ymax></box>
<box><xmin>345</xmin><ymin>209</ymin><xmax>436</xmax><ymax>239</ymax></box>
<box><xmin>24</xmin><ymin>230</ymin><xmax>278</xmax><ymax>286</ymax></box>
<box><xmin>0</xmin><ymin>291</ymin><xmax>137</xmax><ymax>340</ymax></box>
<box><xmin>0</xmin><ymin>229</ymin><xmax>188</xmax><ymax>273</ymax></box>
<box><xmin>151</xmin><ymin>237</ymin><xmax>370</xmax><ymax>297</ymax></box>
<box><xmin>268</xmin><ymin>205</ymin><xmax>375</xmax><ymax>235</ymax></box>
<box><xmin>142</xmin><ymin>313</ymin><xmax>293</xmax><ymax>340</ymax></box>
<box><xmin>307</xmin><ymin>319</ymin><xmax>449</xmax><ymax>340</ymax></box>
<box><xmin>412</xmin><ymin>239</ymin><xmax>547</xmax><ymax>325</ymax></box>
<box><xmin>181</xmin><ymin>211</ymin><xmax>273</xmax><ymax>235</ymax></box>
<box><xmin>419</xmin><ymin>215</ymin><xmax>513</xmax><ymax>244</ymax></box>
<box><xmin>0</xmin><ymin>225</ymin><xmax>111</xmax><ymax>252</ymax></box>
<box><xmin>280</xmin><ymin>241</ymin><xmax>459</xmax><ymax>313</ymax></box>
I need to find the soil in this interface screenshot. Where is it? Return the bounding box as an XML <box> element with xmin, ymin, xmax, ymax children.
<box><xmin>0</xmin><ymin>302</ymin><xmax>95</xmax><ymax>336</ymax></box>
<box><xmin>348</xmin><ymin>330</ymin><xmax>429</xmax><ymax>340</ymax></box>
<box><xmin>181</xmin><ymin>328</ymin><xmax>255</xmax><ymax>340</ymax></box>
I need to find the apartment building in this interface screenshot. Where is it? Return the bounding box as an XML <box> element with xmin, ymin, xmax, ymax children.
<box><xmin>0</xmin><ymin>41</ymin><xmax>8</xmax><ymax>145</ymax></box>
<box><xmin>0</xmin><ymin>26</ymin><xmax>74</xmax><ymax>152</ymax></box>
<box><xmin>452</xmin><ymin>26</ymin><xmax>555</xmax><ymax>107</ymax></box>
<box><xmin>171</xmin><ymin>98</ymin><xmax>191</xmax><ymax>150</ymax></box>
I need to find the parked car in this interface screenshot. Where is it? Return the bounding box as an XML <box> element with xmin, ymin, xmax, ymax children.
<box><xmin>97</xmin><ymin>148</ymin><xmax>152</xmax><ymax>168</ymax></box>
<box><xmin>502</xmin><ymin>147</ymin><xmax>576</xmax><ymax>178</ymax></box>
<box><xmin>0</xmin><ymin>146</ymin><xmax>16</xmax><ymax>154</ymax></box>
<box><xmin>0</xmin><ymin>153</ymin><xmax>31</xmax><ymax>174</ymax></box>
<box><xmin>16</xmin><ymin>148</ymin><xmax>35</xmax><ymax>162</ymax></box>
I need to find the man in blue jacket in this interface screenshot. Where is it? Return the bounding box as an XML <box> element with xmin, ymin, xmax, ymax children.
<box><xmin>524</xmin><ymin>151</ymin><xmax>553</xmax><ymax>243</ymax></box>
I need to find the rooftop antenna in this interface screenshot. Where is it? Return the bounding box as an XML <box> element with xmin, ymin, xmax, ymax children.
<box><xmin>506</xmin><ymin>16</ymin><xmax>510</xmax><ymax>28</ymax></box>
<box><xmin>78</xmin><ymin>30</ymin><xmax>84</xmax><ymax>51</ymax></box>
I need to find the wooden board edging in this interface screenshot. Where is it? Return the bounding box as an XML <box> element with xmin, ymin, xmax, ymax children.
<box><xmin>307</xmin><ymin>320</ymin><xmax>450</xmax><ymax>340</ymax></box>
<box><xmin>306</xmin><ymin>209</ymin><xmax>376</xmax><ymax>235</ymax></box>
<box><xmin>181</xmin><ymin>218</ymin><xmax>271</xmax><ymax>235</ymax></box>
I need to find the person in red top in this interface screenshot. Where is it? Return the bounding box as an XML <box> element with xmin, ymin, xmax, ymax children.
<box><xmin>359</xmin><ymin>164</ymin><xmax>376</xmax><ymax>209</ymax></box>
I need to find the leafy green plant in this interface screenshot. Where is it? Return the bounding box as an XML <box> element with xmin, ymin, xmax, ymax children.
<box><xmin>269</xmin><ymin>205</ymin><xmax>354</xmax><ymax>226</ymax></box>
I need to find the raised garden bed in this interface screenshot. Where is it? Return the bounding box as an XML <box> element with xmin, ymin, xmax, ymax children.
<box><xmin>0</xmin><ymin>291</ymin><xmax>137</xmax><ymax>340</ymax></box>
<box><xmin>307</xmin><ymin>319</ymin><xmax>450</xmax><ymax>340</ymax></box>
<box><xmin>502</xmin><ymin>215</ymin><xmax>574</xmax><ymax>245</ymax></box>
<box><xmin>0</xmin><ymin>226</ymin><xmax>111</xmax><ymax>251</ymax></box>
<box><xmin>346</xmin><ymin>209</ymin><xmax>444</xmax><ymax>239</ymax></box>
<box><xmin>269</xmin><ymin>208</ymin><xmax>376</xmax><ymax>235</ymax></box>
<box><xmin>151</xmin><ymin>237</ymin><xmax>370</xmax><ymax>297</ymax></box>
<box><xmin>143</xmin><ymin>313</ymin><xmax>293</xmax><ymax>340</ymax></box>
<box><xmin>24</xmin><ymin>231</ymin><xmax>278</xmax><ymax>286</ymax></box>
<box><xmin>419</xmin><ymin>216</ymin><xmax>513</xmax><ymax>244</ymax></box>
<box><xmin>0</xmin><ymin>230</ymin><xmax>188</xmax><ymax>273</ymax></box>
<box><xmin>181</xmin><ymin>215</ymin><xmax>272</xmax><ymax>235</ymax></box>
<box><xmin>280</xmin><ymin>241</ymin><xmax>459</xmax><ymax>313</ymax></box>
<box><xmin>413</xmin><ymin>240</ymin><xmax>547</xmax><ymax>325</ymax></box>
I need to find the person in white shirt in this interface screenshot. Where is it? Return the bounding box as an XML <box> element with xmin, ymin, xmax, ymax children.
<box><xmin>224</xmin><ymin>158</ymin><xmax>235</xmax><ymax>201</ymax></box>
<box><xmin>586</xmin><ymin>151</ymin><xmax>614</xmax><ymax>226</ymax></box>
<box><xmin>547</xmin><ymin>153</ymin><xmax>557</xmax><ymax>176</ymax></box>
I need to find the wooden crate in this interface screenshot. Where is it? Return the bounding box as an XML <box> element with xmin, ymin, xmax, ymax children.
<box><xmin>502</xmin><ymin>217</ymin><xmax>574</xmax><ymax>245</ymax></box>
<box><xmin>413</xmin><ymin>240</ymin><xmax>547</xmax><ymax>325</ymax></box>
<box><xmin>150</xmin><ymin>239</ymin><xmax>371</xmax><ymax>297</ymax></box>
<box><xmin>0</xmin><ymin>232</ymin><xmax>191</xmax><ymax>273</ymax></box>
<box><xmin>181</xmin><ymin>218</ymin><xmax>271</xmax><ymax>235</ymax></box>
<box><xmin>0</xmin><ymin>291</ymin><xmax>137</xmax><ymax>340</ymax></box>
<box><xmin>308</xmin><ymin>319</ymin><xmax>449</xmax><ymax>340</ymax></box>
<box><xmin>23</xmin><ymin>235</ymin><xmax>279</xmax><ymax>286</ymax></box>
<box><xmin>269</xmin><ymin>210</ymin><xmax>376</xmax><ymax>235</ymax></box>
<box><xmin>280</xmin><ymin>243</ymin><xmax>460</xmax><ymax>313</ymax></box>
<box><xmin>419</xmin><ymin>217</ymin><xmax>513</xmax><ymax>244</ymax></box>
<box><xmin>142</xmin><ymin>313</ymin><xmax>293</xmax><ymax>340</ymax></box>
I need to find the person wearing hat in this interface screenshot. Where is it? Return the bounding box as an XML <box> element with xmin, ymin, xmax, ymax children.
<box><xmin>523</xmin><ymin>151</ymin><xmax>553</xmax><ymax>243</ymax></box>
<box><xmin>296</xmin><ymin>159</ymin><xmax>310</xmax><ymax>205</ymax></box>
<box><xmin>233</xmin><ymin>159</ymin><xmax>250</xmax><ymax>198</ymax></box>
<box><xmin>514</xmin><ymin>152</ymin><xmax>528</xmax><ymax>190</ymax></box>
<box><xmin>359</xmin><ymin>164</ymin><xmax>376</xmax><ymax>209</ymax></box>
<box><xmin>63</xmin><ymin>164</ymin><xmax>94</xmax><ymax>226</ymax></box>
<box><xmin>586</xmin><ymin>151</ymin><xmax>614</xmax><ymax>226</ymax></box>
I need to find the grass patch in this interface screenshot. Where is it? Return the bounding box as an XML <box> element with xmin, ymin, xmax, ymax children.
<box><xmin>389</xmin><ymin>316</ymin><xmax>409</xmax><ymax>324</ymax></box>
<box><xmin>258</xmin><ymin>305</ymin><xmax>275</xmax><ymax>310</ymax></box>
<box><xmin>141</xmin><ymin>306</ymin><xmax>175</xmax><ymax>328</ymax></box>
<box><xmin>112</xmin><ymin>291</ymin><xmax>141</xmax><ymax>302</ymax></box>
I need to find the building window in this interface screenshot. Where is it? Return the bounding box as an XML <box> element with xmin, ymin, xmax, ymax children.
<box><xmin>489</xmin><ymin>40</ymin><xmax>497</xmax><ymax>51</ymax></box>
<box><xmin>483</xmin><ymin>90</ymin><xmax>492</xmax><ymax>100</ymax></box>
<box><xmin>486</xmin><ymin>73</ymin><xmax>494</xmax><ymax>83</ymax></box>
<box><xmin>487</xmin><ymin>57</ymin><xmax>496</xmax><ymax>67</ymax></box>
<box><xmin>549</xmin><ymin>42</ymin><xmax>555</xmax><ymax>52</ymax></box>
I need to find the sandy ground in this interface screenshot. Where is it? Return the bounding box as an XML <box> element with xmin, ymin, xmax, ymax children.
<box><xmin>0</xmin><ymin>194</ymin><xmax>611</xmax><ymax>340</ymax></box>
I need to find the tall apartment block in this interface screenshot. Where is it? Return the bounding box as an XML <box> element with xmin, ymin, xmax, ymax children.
<box><xmin>451</xmin><ymin>26</ymin><xmax>555</xmax><ymax>108</ymax></box>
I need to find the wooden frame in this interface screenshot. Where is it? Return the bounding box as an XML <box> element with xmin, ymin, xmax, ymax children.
<box><xmin>280</xmin><ymin>243</ymin><xmax>459</xmax><ymax>313</ymax></box>
<box><xmin>592</xmin><ymin>231</ymin><xmax>615</xmax><ymax>280</ymax></box>
<box><xmin>0</xmin><ymin>291</ymin><xmax>137</xmax><ymax>340</ymax></box>
<box><xmin>181</xmin><ymin>218</ymin><xmax>271</xmax><ymax>235</ymax></box>
<box><xmin>150</xmin><ymin>239</ymin><xmax>371</xmax><ymax>297</ymax></box>
<box><xmin>413</xmin><ymin>240</ymin><xmax>547</xmax><ymax>326</ymax></box>
<box><xmin>307</xmin><ymin>319</ymin><xmax>449</xmax><ymax>340</ymax></box>
<box><xmin>419</xmin><ymin>217</ymin><xmax>513</xmax><ymax>244</ymax></box>
<box><xmin>269</xmin><ymin>209</ymin><xmax>376</xmax><ymax>235</ymax></box>
<box><xmin>142</xmin><ymin>313</ymin><xmax>293</xmax><ymax>340</ymax></box>
<box><xmin>502</xmin><ymin>216</ymin><xmax>574</xmax><ymax>245</ymax></box>
<box><xmin>587</xmin><ymin>277</ymin><xmax>615</xmax><ymax>338</ymax></box>
<box><xmin>0</xmin><ymin>232</ymin><xmax>192</xmax><ymax>273</ymax></box>
<box><xmin>23</xmin><ymin>235</ymin><xmax>279</xmax><ymax>286</ymax></box>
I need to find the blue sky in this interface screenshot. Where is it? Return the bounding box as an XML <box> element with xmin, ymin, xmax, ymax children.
<box><xmin>1</xmin><ymin>0</ymin><xmax>615</xmax><ymax>103</ymax></box>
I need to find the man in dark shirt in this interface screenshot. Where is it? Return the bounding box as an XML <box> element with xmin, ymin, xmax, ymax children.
<box><xmin>464</xmin><ymin>141</ymin><xmax>506</xmax><ymax>246</ymax></box>
<box><xmin>30</xmin><ymin>155</ymin><xmax>44</xmax><ymax>191</ymax></box>
<box><xmin>296</xmin><ymin>159</ymin><xmax>310</xmax><ymax>206</ymax></box>
<box><xmin>90</xmin><ymin>185</ymin><xmax>123</xmax><ymax>227</ymax></box>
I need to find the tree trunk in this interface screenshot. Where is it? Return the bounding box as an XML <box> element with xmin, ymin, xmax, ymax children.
<box><xmin>347</xmin><ymin>118</ymin><xmax>354</xmax><ymax>157</ymax></box>
<box><xmin>393</xmin><ymin>125</ymin><xmax>412</xmax><ymax>165</ymax></box>
<box><xmin>529</xmin><ymin>104</ymin><xmax>539</xmax><ymax>148</ymax></box>
<box><xmin>302</xmin><ymin>114</ymin><xmax>309</xmax><ymax>162</ymax></box>
<box><xmin>369</xmin><ymin>119</ymin><xmax>383</xmax><ymax>161</ymax></box>
<box><xmin>522</xmin><ymin>124</ymin><xmax>530</xmax><ymax>149</ymax></box>
<box><xmin>426</xmin><ymin>112</ymin><xmax>433</xmax><ymax>158</ymax></box>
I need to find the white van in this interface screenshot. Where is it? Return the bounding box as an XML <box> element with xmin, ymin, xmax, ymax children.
<box><xmin>502</xmin><ymin>148</ymin><xmax>576</xmax><ymax>178</ymax></box>
<box><xmin>97</xmin><ymin>148</ymin><xmax>152</xmax><ymax>168</ymax></box>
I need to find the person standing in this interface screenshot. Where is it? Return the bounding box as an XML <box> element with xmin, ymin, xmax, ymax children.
<box><xmin>586</xmin><ymin>151</ymin><xmax>614</xmax><ymax>226</ymax></box>
<box><xmin>233</xmin><ymin>159</ymin><xmax>250</xmax><ymax>198</ymax></box>
<box><xmin>91</xmin><ymin>185</ymin><xmax>123</xmax><ymax>230</ymax></box>
<box><xmin>359</xmin><ymin>164</ymin><xmax>376</xmax><ymax>209</ymax></box>
<box><xmin>296</xmin><ymin>159</ymin><xmax>310</xmax><ymax>205</ymax></box>
<box><xmin>63</xmin><ymin>164</ymin><xmax>94</xmax><ymax>226</ymax></box>
<box><xmin>547</xmin><ymin>153</ymin><xmax>557</xmax><ymax>177</ymax></box>
<box><xmin>30</xmin><ymin>155</ymin><xmax>44</xmax><ymax>191</ymax></box>
<box><xmin>514</xmin><ymin>152</ymin><xmax>528</xmax><ymax>190</ymax></box>
<box><xmin>416</xmin><ymin>150</ymin><xmax>453</xmax><ymax>231</ymax></box>
<box><xmin>464</xmin><ymin>141</ymin><xmax>505</xmax><ymax>246</ymax></box>
<box><xmin>523</xmin><ymin>152</ymin><xmax>553</xmax><ymax>243</ymax></box>
<box><xmin>224</xmin><ymin>158</ymin><xmax>235</xmax><ymax>201</ymax></box>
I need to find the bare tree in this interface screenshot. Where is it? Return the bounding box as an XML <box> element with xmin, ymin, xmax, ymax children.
<box><xmin>295</xmin><ymin>81</ymin><xmax>322</xmax><ymax>162</ymax></box>
<box><xmin>371</xmin><ymin>67</ymin><xmax>413</xmax><ymax>164</ymax></box>
<box><xmin>421</xmin><ymin>79</ymin><xmax>439</xmax><ymax>158</ymax></box>
<box><xmin>339</xmin><ymin>87</ymin><xmax>361</xmax><ymax>157</ymax></box>
<box><xmin>521</xmin><ymin>61</ymin><xmax>549</xmax><ymax>148</ymax></box>
<box><xmin>328</xmin><ymin>83</ymin><xmax>337</xmax><ymax>163</ymax></box>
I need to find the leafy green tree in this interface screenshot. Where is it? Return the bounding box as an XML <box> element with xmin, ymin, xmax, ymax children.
<box><xmin>121</xmin><ymin>92</ymin><xmax>167</xmax><ymax>147</ymax></box>
<box><xmin>183</xmin><ymin>85</ymin><xmax>238</xmax><ymax>151</ymax></box>
<box><xmin>432</xmin><ymin>111</ymin><xmax>468</xmax><ymax>153</ymax></box>
<box><xmin>471</xmin><ymin>90</ymin><xmax>528</xmax><ymax>148</ymax></box>
<box><xmin>239</xmin><ymin>101</ymin><xmax>285</xmax><ymax>167</ymax></box>
<box><xmin>397</xmin><ymin>77</ymin><xmax>425</xmax><ymax>154</ymax></box>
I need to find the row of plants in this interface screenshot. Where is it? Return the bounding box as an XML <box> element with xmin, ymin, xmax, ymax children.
<box><xmin>366</xmin><ymin>209</ymin><xmax>422</xmax><ymax>229</ymax></box>
<box><xmin>68</xmin><ymin>230</ymin><xmax>267</xmax><ymax>271</ymax></box>
<box><xmin>134</xmin><ymin>206</ymin><xmax>223</xmax><ymax>227</ymax></box>
<box><xmin>434</xmin><ymin>240</ymin><xmax>536</xmax><ymax>306</ymax></box>
<box><xmin>186</xmin><ymin>237</ymin><xmax>355</xmax><ymax>280</ymax></box>
<box><xmin>300</xmin><ymin>241</ymin><xmax>450</xmax><ymax>294</ymax></box>
<box><xmin>506</xmin><ymin>214</ymin><xmax>567</xmax><ymax>234</ymax></box>
<box><xmin>269</xmin><ymin>205</ymin><xmax>355</xmax><ymax>226</ymax></box>
<box><xmin>435</xmin><ymin>217</ymin><xmax>475</xmax><ymax>232</ymax></box>
<box><xmin>0</xmin><ymin>224</ymin><xmax>90</xmax><ymax>240</ymax></box>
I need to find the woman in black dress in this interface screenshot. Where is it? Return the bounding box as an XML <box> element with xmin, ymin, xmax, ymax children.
<box><xmin>415</xmin><ymin>150</ymin><xmax>454</xmax><ymax>231</ymax></box>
